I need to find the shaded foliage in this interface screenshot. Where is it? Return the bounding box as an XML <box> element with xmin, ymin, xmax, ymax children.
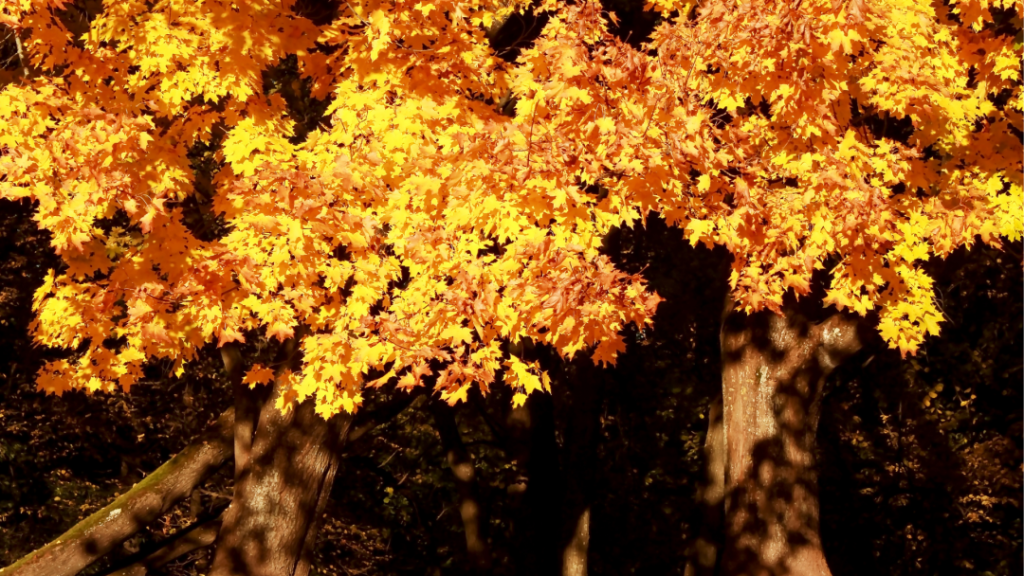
<box><xmin>4</xmin><ymin>203</ymin><xmax>1017</xmax><ymax>575</ymax></box>
<box><xmin>820</xmin><ymin>241</ymin><xmax>1023</xmax><ymax>576</ymax></box>
<box><xmin>0</xmin><ymin>0</ymin><xmax>1020</xmax><ymax>572</ymax></box>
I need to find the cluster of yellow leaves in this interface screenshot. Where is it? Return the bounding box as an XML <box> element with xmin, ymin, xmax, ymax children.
<box><xmin>1</xmin><ymin>0</ymin><xmax>659</xmax><ymax>415</ymax></box>
<box><xmin>0</xmin><ymin>0</ymin><xmax>1019</xmax><ymax>415</ymax></box>
<box><xmin>641</xmin><ymin>0</ymin><xmax>1022</xmax><ymax>355</ymax></box>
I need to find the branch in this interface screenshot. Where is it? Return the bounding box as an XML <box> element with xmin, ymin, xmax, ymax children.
<box><xmin>815</xmin><ymin>312</ymin><xmax>866</xmax><ymax>368</ymax></box>
<box><xmin>348</xmin><ymin>389</ymin><xmax>427</xmax><ymax>445</ymax></box>
<box><xmin>429</xmin><ymin>400</ymin><xmax>492</xmax><ymax>571</ymax></box>
<box><xmin>97</xmin><ymin>506</ymin><xmax>227</xmax><ymax>576</ymax></box>
<box><xmin>14</xmin><ymin>32</ymin><xmax>28</xmax><ymax>78</ymax></box>
<box><xmin>2</xmin><ymin>385</ymin><xmax>426</xmax><ymax>576</ymax></box>
<box><xmin>0</xmin><ymin>409</ymin><xmax>235</xmax><ymax>576</ymax></box>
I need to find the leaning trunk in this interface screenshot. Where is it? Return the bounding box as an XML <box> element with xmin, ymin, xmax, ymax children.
<box><xmin>103</xmin><ymin>513</ymin><xmax>224</xmax><ymax>576</ymax></box>
<box><xmin>0</xmin><ymin>409</ymin><xmax>234</xmax><ymax>576</ymax></box>
<box><xmin>3</xmin><ymin>351</ymin><xmax>419</xmax><ymax>576</ymax></box>
<box><xmin>208</xmin><ymin>353</ymin><xmax>354</xmax><ymax>576</ymax></box>
<box><xmin>718</xmin><ymin>308</ymin><xmax>861</xmax><ymax>576</ymax></box>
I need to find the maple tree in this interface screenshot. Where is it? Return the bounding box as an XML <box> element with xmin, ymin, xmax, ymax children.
<box><xmin>1</xmin><ymin>0</ymin><xmax>1019</xmax><ymax>411</ymax></box>
<box><xmin>1</xmin><ymin>0</ymin><xmax>661</xmax><ymax>418</ymax></box>
<box><xmin>0</xmin><ymin>0</ymin><xmax>1020</xmax><ymax>574</ymax></box>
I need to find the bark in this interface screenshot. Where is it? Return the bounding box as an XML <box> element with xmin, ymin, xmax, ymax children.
<box><xmin>101</xmin><ymin>388</ymin><xmax>414</xmax><ymax>576</ymax></box>
<box><xmin>0</xmin><ymin>409</ymin><xmax>235</xmax><ymax>576</ymax></box>
<box><xmin>102</xmin><ymin>514</ymin><xmax>224</xmax><ymax>576</ymax></box>
<box><xmin>684</xmin><ymin>394</ymin><xmax>726</xmax><ymax>576</ymax></box>
<box><xmin>208</xmin><ymin>361</ymin><xmax>354</xmax><ymax>576</ymax></box>
<box><xmin>429</xmin><ymin>400</ymin><xmax>492</xmax><ymax>573</ymax></box>
<box><xmin>5</xmin><ymin>380</ymin><xmax>417</xmax><ymax>576</ymax></box>
<box><xmin>4</xmin><ymin>341</ymin><xmax>425</xmax><ymax>576</ymax></box>
<box><xmin>221</xmin><ymin>344</ymin><xmax>268</xmax><ymax>489</ymax></box>
<box><xmin>560</xmin><ymin>359</ymin><xmax>602</xmax><ymax>576</ymax></box>
<box><xmin>718</xmin><ymin>307</ymin><xmax>862</xmax><ymax>576</ymax></box>
<box><xmin>508</xmin><ymin>393</ymin><xmax>561</xmax><ymax>576</ymax></box>
<box><xmin>561</xmin><ymin>508</ymin><xmax>590</xmax><ymax>576</ymax></box>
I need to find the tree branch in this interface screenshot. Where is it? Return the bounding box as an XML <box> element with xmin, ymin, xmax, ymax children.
<box><xmin>97</xmin><ymin>505</ymin><xmax>227</xmax><ymax>576</ymax></box>
<box><xmin>0</xmin><ymin>409</ymin><xmax>235</xmax><ymax>576</ymax></box>
<box><xmin>2</xmin><ymin>384</ymin><xmax>427</xmax><ymax>576</ymax></box>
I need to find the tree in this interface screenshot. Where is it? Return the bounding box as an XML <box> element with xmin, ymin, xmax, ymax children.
<box><xmin>0</xmin><ymin>0</ymin><xmax>1019</xmax><ymax>575</ymax></box>
<box><xmin>0</xmin><ymin>1</ymin><xmax>657</xmax><ymax>573</ymax></box>
<box><xmin>640</xmin><ymin>3</ymin><xmax>1021</xmax><ymax>573</ymax></box>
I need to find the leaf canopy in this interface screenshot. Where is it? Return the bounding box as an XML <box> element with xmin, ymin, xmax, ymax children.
<box><xmin>1</xmin><ymin>0</ymin><xmax>1019</xmax><ymax>415</ymax></box>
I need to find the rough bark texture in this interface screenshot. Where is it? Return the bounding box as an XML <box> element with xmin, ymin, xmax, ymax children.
<box><xmin>208</xmin><ymin>369</ymin><xmax>354</xmax><ymax>576</ymax></box>
<box><xmin>718</xmin><ymin>307</ymin><xmax>862</xmax><ymax>576</ymax></box>
<box><xmin>684</xmin><ymin>394</ymin><xmax>726</xmax><ymax>576</ymax></box>
<box><xmin>429</xmin><ymin>400</ymin><xmax>492</xmax><ymax>573</ymax></box>
<box><xmin>0</xmin><ymin>409</ymin><xmax>235</xmax><ymax>576</ymax></box>
<box><xmin>4</xmin><ymin>377</ymin><xmax>418</xmax><ymax>576</ymax></box>
<box><xmin>3</xmin><ymin>338</ymin><xmax>427</xmax><ymax>576</ymax></box>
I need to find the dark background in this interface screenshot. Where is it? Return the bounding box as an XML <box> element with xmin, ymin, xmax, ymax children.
<box><xmin>2</xmin><ymin>200</ymin><xmax>1020</xmax><ymax>575</ymax></box>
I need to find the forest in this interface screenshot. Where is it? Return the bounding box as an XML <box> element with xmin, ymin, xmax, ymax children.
<box><xmin>0</xmin><ymin>0</ymin><xmax>1021</xmax><ymax>575</ymax></box>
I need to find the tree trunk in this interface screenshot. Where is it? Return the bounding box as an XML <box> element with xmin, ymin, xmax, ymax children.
<box><xmin>561</xmin><ymin>508</ymin><xmax>590</xmax><ymax>576</ymax></box>
<box><xmin>0</xmin><ymin>409</ymin><xmax>235</xmax><ymax>576</ymax></box>
<box><xmin>684</xmin><ymin>394</ymin><xmax>726</xmax><ymax>576</ymax></box>
<box><xmin>560</xmin><ymin>359</ymin><xmax>602</xmax><ymax>576</ymax></box>
<box><xmin>508</xmin><ymin>392</ymin><xmax>561</xmax><ymax>576</ymax></box>
<box><xmin>221</xmin><ymin>344</ymin><xmax>270</xmax><ymax>491</ymax></box>
<box><xmin>718</xmin><ymin>307</ymin><xmax>862</xmax><ymax>576</ymax></box>
<box><xmin>208</xmin><ymin>363</ymin><xmax>354</xmax><ymax>576</ymax></box>
<box><xmin>429</xmin><ymin>400</ymin><xmax>492</xmax><ymax>573</ymax></box>
<box><xmin>3</xmin><ymin>375</ymin><xmax>418</xmax><ymax>576</ymax></box>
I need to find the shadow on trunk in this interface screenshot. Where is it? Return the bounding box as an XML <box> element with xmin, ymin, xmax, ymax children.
<box><xmin>209</xmin><ymin>332</ymin><xmax>354</xmax><ymax>576</ymax></box>
<box><xmin>0</xmin><ymin>408</ymin><xmax>235</xmax><ymax>576</ymax></box>
<box><xmin>715</xmin><ymin>302</ymin><xmax>869</xmax><ymax>576</ymax></box>
<box><xmin>559</xmin><ymin>357</ymin><xmax>603</xmax><ymax>576</ymax></box>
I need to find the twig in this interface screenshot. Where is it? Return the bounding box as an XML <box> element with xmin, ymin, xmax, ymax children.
<box><xmin>522</xmin><ymin>93</ymin><xmax>540</xmax><ymax>183</ymax></box>
<box><xmin>343</xmin><ymin>1</ymin><xmax>369</xmax><ymax>25</ymax></box>
<box><xmin>198</xmin><ymin>489</ymin><xmax>232</xmax><ymax>500</ymax></box>
<box><xmin>14</xmin><ymin>32</ymin><xmax>28</xmax><ymax>78</ymax></box>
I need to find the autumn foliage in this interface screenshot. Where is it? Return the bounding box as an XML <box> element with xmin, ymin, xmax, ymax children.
<box><xmin>0</xmin><ymin>0</ymin><xmax>1020</xmax><ymax>418</ymax></box>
